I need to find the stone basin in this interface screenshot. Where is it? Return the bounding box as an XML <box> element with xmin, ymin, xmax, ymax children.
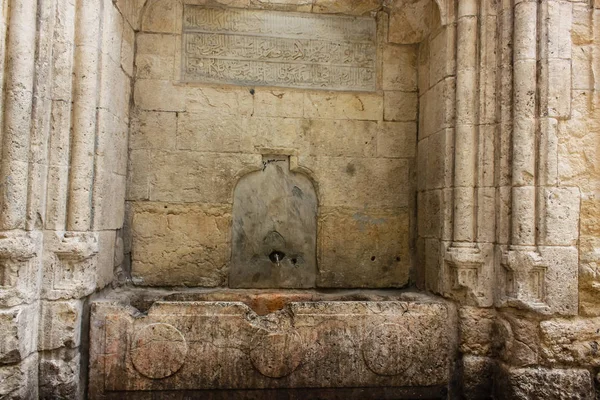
<box><xmin>89</xmin><ymin>289</ymin><xmax>457</xmax><ymax>399</ymax></box>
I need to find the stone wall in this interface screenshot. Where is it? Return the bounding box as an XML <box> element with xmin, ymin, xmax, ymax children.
<box><xmin>0</xmin><ymin>0</ymin><xmax>133</xmax><ymax>398</ymax></box>
<box><xmin>1</xmin><ymin>0</ymin><xmax>600</xmax><ymax>399</ymax></box>
<box><xmin>125</xmin><ymin>0</ymin><xmax>420</xmax><ymax>289</ymax></box>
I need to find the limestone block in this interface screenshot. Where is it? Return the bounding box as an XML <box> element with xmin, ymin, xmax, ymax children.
<box><xmin>383</xmin><ymin>90</ymin><xmax>418</xmax><ymax>121</ymax></box>
<box><xmin>298</xmin><ymin>156</ymin><xmax>411</xmax><ymax>208</ymax></box>
<box><xmin>387</xmin><ymin>0</ymin><xmax>432</xmax><ymax>44</ymax></box>
<box><xmin>186</xmin><ymin>86</ymin><xmax>254</xmax><ymax>116</ymax></box>
<box><xmin>135</xmin><ymin>79</ymin><xmax>186</xmax><ymax>112</ymax></box>
<box><xmin>377</xmin><ymin>121</ymin><xmax>417</xmax><ymax>158</ymax></box>
<box><xmin>572</xmin><ymin>4</ymin><xmax>593</xmax><ymax>46</ymax></box>
<box><xmin>572</xmin><ymin>44</ymin><xmax>593</xmax><ymax>90</ymax></box>
<box><xmin>417</xmin><ymin>39</ymin><xmax>430</xmax><ymax>91</ymax></box>
<box><xmin>96</xmin><ymin>109</ymin><xmax>128</xmax><ymax>175</ymax></box>
<box><xmin>459</xmin><ymin>307</ymin><xmax>496</xmax><ymax>356</ymax></box>
<box><xmin>176</xmin><ymin>113</ymin><xmax>246</xmax><ymax>153</ymax></box>
<box><xmin>253</xmin><ymin>89</ymin><xmax>304</xmax><ymax>118</ymax></box>
<box><xmin>39</xmin><ymin>350</ymin><xmax>81</xmax><ymax>400</ymax></box>
<box><xmin>130</xmin><ymin>109</ymin><xmax>177</xmax><ymax>150</ymax></box>
<box><xmin>115</xmin><ymin>0</ymin><xmax>146</xmax><ymax>30</ymax></box>
<box><xmin>0</xmin><ymin>353</ymin><xmax>38</xmax><ymax>399</ymax></box>
<box><xmin>92</xmin><ymin>168</ymin><xmax>127</xmax><ymax>230</ymax></box>
<box><xmin>540</xmin><ymin>316</ymin><xmax>600</xmax><ymax>366</ymax></box>
<box><xmin>0</xmin><ymin>231</ymin><xmax>41</xmax><ymax>308</ymax></box>
<box><xmin>0</xmin><ymin>304</ymin><xmax>37</xmax><ymax>364</ymax></box>
<box><xmin>312</xmin><ymin>0</ymin><xmax>382</xmax><ymax>15</ymax></box>
<box><xmin>121</xmin><ymin>23</ymin><xmax>135</xmax><ymax>77</ymax></box>
<box><xmin>495</xmin><ymin>366</ymin><xmax>594</xmax><ymax>400</ymax></box>
<box><xmin>99</xmin><ymin>58</ymin><xmax>131</xmax><ymax>120</ymax></box>
<box><xmin>417</xmin><ymin>128</ymin><xmax>453</xmax><ymax>190</ymax></box>
<box><xmin>96</xmin><ymin>230</ymin><xmax>117</xmax><ymax>290</ymax></box>
<box><xmin>418</xmin><ymin>77</ymin><xmax>454</xmax><ymax>138</ymax></box>
<box><xmin>126</xmin><ymin>149</ymin><xmax>152</xmax><ymax>200</ymax></box>
<box><xmin>39</xmin><ymin>300</ymin><xmax>82</xmax><ymax>351</ymax></box>
<box><xmin>539</xmin><ymin>187</ymin><xmax>580</xmax><ymax>246</ymax></box>
<box><xmin>42</xmin><ymin>231</ymin><xmax>98</xmax><ymax>300</ymax></box>
<box><xmin>245</xmin><ymin>117</ymin><xmax>308</xmax><ymax>153</ymax></box>
<box><xmin>136</xmin><ymin>33</ymin><xmax>176</xmax><ymax>80</ymax></box>
<box><xmin>541</xmin><ymin>59</ymin><xmax>571</xmax><ymax>118</ymax></box>
<box><xmin>495</xmin><ymin>312</ymin><xmax>539</xmax><ymax>367</ymax></box>
<box><xmin>304</xmin><ymin>92</ymin><xmax>383</xmax><ymax>121</ymax></box>
<box><xmin>130</xmin><ymin>203</ymin><xmax>232</xmax><ymax>287</ymax></box>
<box><xmin>428</xmin><ymin>25</ymin><xmax>455</xmax><ymax>86</ymax></box>
<box><xmin>306</xmin><ymin>119</ymin><xmax>377</xmax><ymax>157</ymax></box>
<box><xmin>424</xmin><ymin>238</ymin><xmax>442</xmax><ymax>293</ymax></box>
<box><xmin>538</xmin><ymin>246</ymin><xmax>579</xmax><ymax>315</ymax></box>
<box><xmin>317</xmin><ymin>208</ymin><xmax>410</xmax><ymax>288</ymax></box>
<box><xmin>142</xmin><ymin>0</ymin><xmax>183</xmax><ymax>34</ymax></box>
<box><xmin>461</xmin><ymin>356</ymin><xmax>494</xmax><ymax>399</ymax></box>
<box><xmin>382</xmin><ymin>44</ymin><xmax>417</xmax><ymax>91</ymax></box>
<box><xmin>146</xmin><ymin>151</ymin><xmax>261</xmax><ymax>203</ymax></box>
<box><xmin>101</xmin><ymin>0</ymin><xmax>123</xmax><ymax>66</ymax></box>
<box><xmin>417</xmin><ymin>190</ymin><xmax>442</xmax><ymax>238</ymax></box>
<box><xmin>89</xmin><ymin>296</ymin><xmax>455</xmax><ymax>397</ymax></box>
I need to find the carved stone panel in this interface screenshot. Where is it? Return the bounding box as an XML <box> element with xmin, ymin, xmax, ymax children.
<box><xmin>230</xmin><ymin>156</ymin><xmax>317</xmax><ymax>288</ymax></box>
<box><xmin>88</xmin><ymin>293</ymin><xmax>456</xmax><ymax>398</ymax></box>
<box><xmin>182</xmin><ymin>6</ymin><xmax>377</xmax><ymax>91</ymax></box>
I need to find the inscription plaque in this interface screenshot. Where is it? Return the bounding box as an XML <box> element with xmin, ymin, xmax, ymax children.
<box><xmin>182</xmin><ymin>6</ymin><xmax>377</xmax><ymax>91</ymax></box>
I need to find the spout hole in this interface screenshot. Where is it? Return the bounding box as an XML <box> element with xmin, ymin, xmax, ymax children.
<box><xmin>269</xmin><ymin>251</ymin><xmax>286</xmax><ymax>264</ymax></box>
<box><xmin>371</xmin><ymin>256</ymin><xmax>376</xmax><ymax>261</ymax></box>
<box><xmin>396</xmin><ymin>256</ymin><xmax>401</xmax><ymax>261</ymax></box>
<box><xmin>291</xmin><ymin>258</ymin><xmax>297</xmax><ymax>264</ymax></box>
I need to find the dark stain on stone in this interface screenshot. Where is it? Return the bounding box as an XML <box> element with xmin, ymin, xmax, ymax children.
<box><xmin>346</xmin><ymin>163</ymin><xmax>356</xmax><ymax>176</ymax></box>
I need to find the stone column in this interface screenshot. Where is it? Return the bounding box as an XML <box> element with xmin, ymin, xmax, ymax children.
<box><xmin>0</xmin><ymin>0</ymin><xmax>38</xmax><ymax>230</ymax></box>
<box><xmin>67</xmin><ymin>0</ymin><xmax>101</xmax><ymax>232</ymax></box>
<box><xmin>444</xmin><ymin>0</ymin><xmax>486</xmax><ymax>303</ymax></box>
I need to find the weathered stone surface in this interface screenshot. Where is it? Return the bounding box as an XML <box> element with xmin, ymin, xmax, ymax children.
<box><xmin>460</xmin><ymin>356</ymin><xmax>494</xmax><ymax>400</ymax></box>
<box><xmin>541</xmin><ymin>316</ymin><xmax>600</xmax><ymax>366</ymax></box>
<box><xmin>304</xmin><ymin>92</ymin><xmax>383</xmax><ymax>120</ymax></box>
<box><xmin>39</xmin><ymin>350</ymin><xmax>81</xmax><ymax>400</ymax></box>
<box><xmin>131</xmin><ymin>203</ymin><xmax>232</xmax><ymax>287</ymax></box>
<box><xmin>384</xmin><ymin>90</ymin><xmax>418</xmax><ymax>122</ymax></box>
<box><xmin>231</xmin><ymin>156</ymin><xmax>317</xmax><ymax>288</ymax></box>
<box><xmin>39</xmin><ymin>301</ymin><xmax>82</xmax><ymax>351</ymax></box>
<box><xmin>387</xmin><ymin>0</ymin><xmax>432</xmax><ymax>44</ymax></box>
<box><xmin>495</xmin><ymin>366</ymin><xmax>594</xmax><ymax>400</ymax></box>
<box><xmin>298</xmin><ymin>156</ymin><xmax>411</xmax><ymax>209</ymax></box>
<box><xmin>0</xmin><ymin>304</ymin><xmax>37</xmax><ymax>364</ymax></box>
<box><xmin>382</xmin><ymin>45</ymin><xmax>418</xmax><ymax>91</ymax></box>
<box><xmin>459</xmin><ymin>307</ymin><xmax>496</xmax><ymax>356</ymax></box>
<box><xmin>0</xmin><ymin>354</ymin><xmax>38</xmax><ymax>399</ymax></box>
<box><xmin>317</xmin><ymin>207</ymin><xmax>410</xmax><ymax>288</ymax></box>
<box><xmin>89</xmin><ymin>293</ymin><xmax>456</xmax><ymax>397</ymax></box>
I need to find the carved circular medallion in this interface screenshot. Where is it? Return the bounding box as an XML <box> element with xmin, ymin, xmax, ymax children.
<box><xmin>250</xmin><ymin>331</ymin><xmax>304</xmax><ymax>378</ymax></box>
<box><xmin>131</xmin><ymin>323</ymin><xmax>188</xmax><ymax>379</ymax></box>
<box><xmin>362</xmin><ymin>323</ymin><xmax>414</xmax><ymax>376</ymax></box>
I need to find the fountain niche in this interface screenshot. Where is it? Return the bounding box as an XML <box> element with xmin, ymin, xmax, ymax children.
<box><xmin>88</xmin><ymin>2</ymin><xmax>456</xmax><ymax>399</ymax></box>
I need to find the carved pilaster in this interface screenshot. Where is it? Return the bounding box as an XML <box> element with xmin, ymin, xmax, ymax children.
<box><xmin>42</xmin><ymin>231</ymin><xmax>98</xmax><ymax>300</ymax></box>
<box><xmin>501</xmin><ymin>247</ymin><xmax>549</xmax><ymax>313</ymax></box>
<box><xmin>0</xmin><ymin>231</ymin><xmax>41</xmax><ymax>307</ymax></box>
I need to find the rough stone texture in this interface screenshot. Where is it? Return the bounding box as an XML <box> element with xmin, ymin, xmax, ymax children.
<box><xmin>495</xmin><ymin>366</ymin><xmax>595</xmax><ymax>400</ymax></box>
<box><xmin>131</xmin><ymin>203</ymin><xmax>232</xmax><ymax>287</ymax></box>
<box><xmin>540</xmin><ymin>317</ymin><xmax>600</xmax><ymax>366</ymax></box>
<box><xmin>89</xmin><ymin>293</ymin><xmax>456</xmax><ymax>398</ymax></box>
